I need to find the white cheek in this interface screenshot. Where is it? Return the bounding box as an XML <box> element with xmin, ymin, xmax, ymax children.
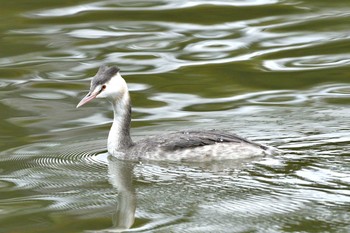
<box><xmin>96</xmin><ymin>86</ymin><xmax>119</xmax><ymax>99</ymax></box>
<box><xmin>95</xmin><ymin>73</ymin><xmax>126</xmax><ymax>99</ymax></box>
<box><xmin>97</xmin><ymin>90</ymin><xmax>111</xmax><ymax>98</ymax></box>
<box><xmin>104</xmin><ymin>88</ymin><xmax>115</xmax><ymax>98</ymax></box>
<box><xmin>96</xmin><ymin>93</ymin><xmax>104</xmax><ymax>98</ymax></box>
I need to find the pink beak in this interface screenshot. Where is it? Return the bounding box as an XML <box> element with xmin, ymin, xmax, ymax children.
<box><xmin>76</xmin><ymin>92</ymin><xmax>98</xmax><ymax>108</ymax></box>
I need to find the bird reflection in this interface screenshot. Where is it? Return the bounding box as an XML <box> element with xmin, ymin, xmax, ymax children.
<box><xmin>107</xmin><ymin>156</ymin><xmax>136</xmax><ymax>231</ymax></box>
<box><xmin>104</xmin><ymin>152</ymin><xmax>268</xmax><ymax>232</ymax></box>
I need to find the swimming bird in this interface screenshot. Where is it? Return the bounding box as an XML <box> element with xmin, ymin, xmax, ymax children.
<box><xmin>77</xmin><ymin>65</ymin><xmax>276</xmax><ymax>161</ymax></box>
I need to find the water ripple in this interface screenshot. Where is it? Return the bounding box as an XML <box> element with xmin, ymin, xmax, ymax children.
<box><xmin>28</xmin><ymin>0</ymin><xmax>281</xmax><ymax>18</ymax></box>
<box><xmin>1</xmin><ymin>0</ymin><xmax>350</xmax><ymax>232</ymax></box>
<box><xmin>263</xmin><ymin>54</ymin><xmax>350</xmax><ymax>71</ymax></box>
<box><xmin>7</xmin><ymin>7</ymin><xmax>350</xmax><ymax>75</ymax></box>
<box><xmin>0</xmin><ymin>140</ymin><xmax>107</xmax><ymax>191</ymax></box>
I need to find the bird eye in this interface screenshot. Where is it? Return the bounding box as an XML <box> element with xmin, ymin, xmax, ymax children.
<box><xmin>98</xmin><ymin>85</ymin><xmax>106</xmax><ymax>94</ymax></box>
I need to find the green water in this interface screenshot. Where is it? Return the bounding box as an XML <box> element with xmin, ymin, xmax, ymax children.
<box><xmin>1</xmin><ymin>0</ymin><xmax>350</xmax><ymax>232</ymax></box>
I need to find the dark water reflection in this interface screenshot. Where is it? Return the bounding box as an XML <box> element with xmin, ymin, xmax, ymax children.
<box><xmin>1</xmin><ymin>131</ymin><xmax>349</xmax><ymax>232</ymax></box>
<box><xmin>1</xmin><ymin>0</ymin><xmax>350</xmax><ymax>232</ymax></box>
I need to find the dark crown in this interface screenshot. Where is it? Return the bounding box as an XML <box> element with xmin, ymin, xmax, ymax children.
<box><xmin>91</xmin><ymin>65</ymin><xmax>120</xmax><ymax>90</ymax></box>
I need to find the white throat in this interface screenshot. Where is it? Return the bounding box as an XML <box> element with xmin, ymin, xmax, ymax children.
<box><xmin>106</xmin><ymin>76</ymin><xmax>133</xmax><ymax>155</ymax></box>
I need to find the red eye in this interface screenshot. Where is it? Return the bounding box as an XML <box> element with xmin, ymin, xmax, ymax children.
<box><xmin>98</xmin><ymin>85</ymin><xmax>106</xmax><ymax>94</ymax></box>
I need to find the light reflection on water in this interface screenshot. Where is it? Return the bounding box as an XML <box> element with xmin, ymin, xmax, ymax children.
<box><xmin>0</xmin><ymin>0</ymin><xmax>350</xmax><ymax>232</ymax></box>
<box><xmin>2</xmin><ymin>82</ymin><xmax>350</xmax><ymax>232</ymax></box>
<box><xmin>264</xmin><ymin>54</ymin><xmax>350</xmax><ymax>71</ymax></box>
<box><xmin>1</xmin><ymin>132</ymin><xmax>349</xmax><ymax>232</ymax></box>
<box><xmin>27</xmin><ymin>0</ymin><xmax>281</xmax><ymax>18</ymax></box>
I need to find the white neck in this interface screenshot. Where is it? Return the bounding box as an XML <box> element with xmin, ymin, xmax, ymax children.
<box><xmin>107</xmin><ymin>87</ymin><xmax>133</xmax><ymax>155</ymax></box>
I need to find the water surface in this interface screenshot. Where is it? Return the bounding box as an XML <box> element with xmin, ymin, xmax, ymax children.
<box><xmin>1</xmin><ymin>0</ymin><xmax>350</xmax><ymax>232</ymax></box>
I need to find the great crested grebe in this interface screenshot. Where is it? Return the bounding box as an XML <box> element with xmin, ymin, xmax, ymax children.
<box><xmin>77</xmin><ymin>65</ymin><xmax>277</xmax><ymax>161</ymax></box>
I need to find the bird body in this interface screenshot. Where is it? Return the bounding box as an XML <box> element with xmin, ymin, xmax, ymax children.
<box><xmin>112</xmin><ymin>130</ymin><xmax>274</xmax><ymax>161</ymax></box>
<box><xmin>77</xmin><ymin>65</ymin><xmax>277</xmax><ymax>161</ymax></box>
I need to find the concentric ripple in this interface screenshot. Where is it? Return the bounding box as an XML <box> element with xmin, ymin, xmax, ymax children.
<box><xmin>0</xmin><ymin>140</ymin><xmax>107</xmax><ymax>191</ymax></box>
<box><xmin>1</xmin><ymin>0</ymin><xmax>350</xmax><ymax>232</ymax></box>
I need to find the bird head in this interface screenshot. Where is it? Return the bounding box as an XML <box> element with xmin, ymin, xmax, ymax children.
<box><xmin>77</xmin><ymin>65</ymin><xmax>126</xmax><ymax>108</ymax></box>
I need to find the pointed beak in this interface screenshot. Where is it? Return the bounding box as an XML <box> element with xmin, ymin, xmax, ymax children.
<box><xmin>76</xmin><ymin>91</ymin><xmax>98</xmax><ymax>108</ymax></box>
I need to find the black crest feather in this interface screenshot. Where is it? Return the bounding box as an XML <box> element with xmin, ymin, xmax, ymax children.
<box><xmin>91</xmin><ymin>65</ymin><xmax>120</xmax><ymax>90</ymax></box>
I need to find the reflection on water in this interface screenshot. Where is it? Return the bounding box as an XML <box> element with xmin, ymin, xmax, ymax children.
<box><xmin>1</xmin><ymin>130</ymin><xmax>349</xmax><ymax>232</ymax></box>
<box><xmin>107</xmin><ymin>157</ymin><xmax>136</xmax><ymax>231</ymax></box>
<box><xmin>4</xmin><ymin>1</ymin><xmax>350</xmax><ymax>76</ymax></box>
<box><xmin>1</xmin><ymin>0</ymin><xmax>350</xmax><ymax>232</ymax></box>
